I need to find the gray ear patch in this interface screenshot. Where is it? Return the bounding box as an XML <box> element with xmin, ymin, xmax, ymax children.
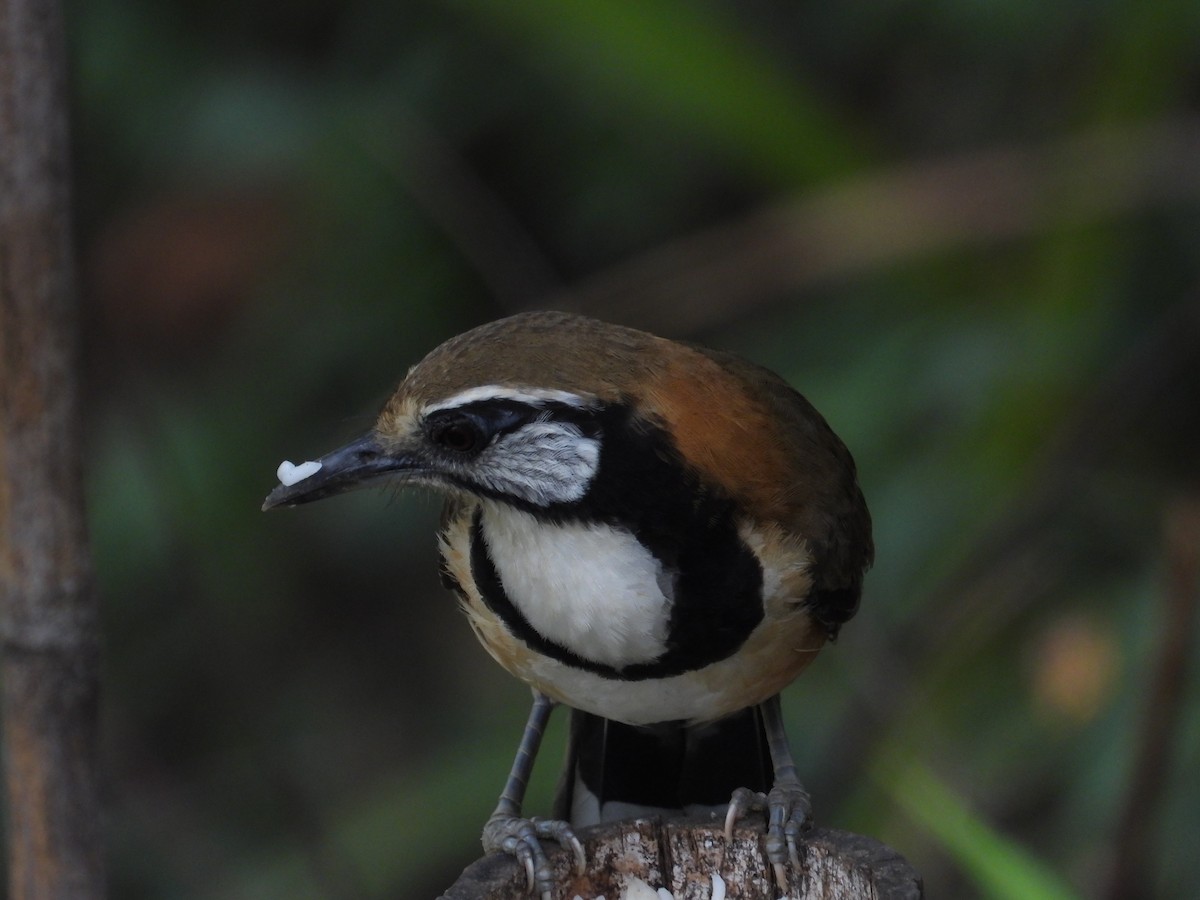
<box><xmin>475</xmin><ymin>422</ymin><xmax>601</xmax><ymax>506</ymax></box>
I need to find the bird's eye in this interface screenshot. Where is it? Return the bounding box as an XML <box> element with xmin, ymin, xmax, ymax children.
<box><xmin>429</xmin><ymin>417</ymin><xmax>485</xmax><ymax>455</ymax></box>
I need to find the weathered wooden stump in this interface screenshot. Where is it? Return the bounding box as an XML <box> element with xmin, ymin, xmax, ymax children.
<box><xmin>440</xmin><ymin>816</ymin><xmax>923</xmax><ymax>899</ymax></box>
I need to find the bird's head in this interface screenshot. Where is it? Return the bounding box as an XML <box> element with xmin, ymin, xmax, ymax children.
<box><xmin>262</xmin><ymin>312</ymin><xmax>662</xmax><ymax>513</ymax></box>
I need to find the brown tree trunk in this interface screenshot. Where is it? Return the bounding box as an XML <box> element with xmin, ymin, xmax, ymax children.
<box><xmin>0</xmin><ymin>0</ymin><xmax>106</xmax><ymax>896</ymax></box>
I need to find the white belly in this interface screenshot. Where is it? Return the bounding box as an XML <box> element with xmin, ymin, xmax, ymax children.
<box><xmin>480</xmin><ymin>502</ymin><xmax>673</xmax><ymax>668</ymax></box>
<box><xmin>528</xmin><ymin>660</ymin><xmax>739</xmax><ymax>724</ymax></box>
<box><xmin>518</xmin><ymin>625</ymin><xmax>822</xmax><ymax>725</ymax></box>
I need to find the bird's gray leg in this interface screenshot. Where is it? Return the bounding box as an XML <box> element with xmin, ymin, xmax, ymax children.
<box><xmin>482</xmin><ymin>690</ymin><xmax>586</xmax><ymax>899</ymax></box>
<box><xmin>724</xmin><ymin>694</ymin><xmax>810</xmax><ymax>887</ymax></box>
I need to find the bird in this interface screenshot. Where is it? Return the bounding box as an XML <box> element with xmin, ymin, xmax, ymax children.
<box><xmin>263</xmin><ymin>311</ymin><xmax>872</xmax><ymax>897</ymax></box>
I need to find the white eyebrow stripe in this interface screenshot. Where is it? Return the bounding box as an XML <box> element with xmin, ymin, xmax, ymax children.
<box><xmin>422</xmin><ymin>385</ymin><xmax>595</xmax><ymax>414</ymax></box>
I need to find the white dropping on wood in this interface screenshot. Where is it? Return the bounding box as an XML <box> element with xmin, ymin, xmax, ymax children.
<box><xmin>710</xmin><ymin>872</ymin><xmax>726</xmax><ymax>900</ymax></box>
<box><xmin>622</xmin><ymin>876</ymin><xmax>662</xmax><ymax>900</ymax></box>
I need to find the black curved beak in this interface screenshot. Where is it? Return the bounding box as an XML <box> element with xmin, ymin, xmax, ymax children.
<box><xmin>261</xmin><ymin>432</ymin><xmax>421</xmax><ymax>511</ymax></box>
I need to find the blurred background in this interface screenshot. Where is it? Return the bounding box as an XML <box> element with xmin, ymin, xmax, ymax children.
<box><xmin>64</xmin><ymin>0</ymin><xmax>1200</xmax><ymax>897</ymax></box>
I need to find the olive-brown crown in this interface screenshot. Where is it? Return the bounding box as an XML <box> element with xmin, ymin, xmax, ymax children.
<box><xmin>381</xmin><ymin>310</ymin><xmax>662</xmax><ymax>420</ymax></box>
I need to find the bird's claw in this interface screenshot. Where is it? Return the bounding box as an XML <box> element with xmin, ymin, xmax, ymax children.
<box><xmin>725</xmin><ymin>782</ymin><xmax>811</xmax><ymax>888</ymax></box>
<box><xmin>482</xmin><ymin>812</ymin><xmax>585</xmax><ymax>898</ymax></box>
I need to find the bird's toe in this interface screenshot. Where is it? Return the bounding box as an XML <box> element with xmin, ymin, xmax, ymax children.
<box><xmin>483</xmin><ymin>812</ymin><xmax>584</xmax><ymax>896</ymax></box>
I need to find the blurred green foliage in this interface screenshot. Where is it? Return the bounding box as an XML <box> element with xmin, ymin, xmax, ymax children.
<box><xmin>882</xmin><ymin>758</ymin><xmax>1079</xmax><ymax>900</ymax></box>
<box><xmin>59</xmin><ymin>0</ymin><xmax>1200</xmax><ymax>897</ymax></box>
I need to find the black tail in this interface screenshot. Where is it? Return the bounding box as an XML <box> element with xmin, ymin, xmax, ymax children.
<box><xmin>555</xmin><ymin>707</ymin><xmax>772</xmax><ymax>825</ymax></box>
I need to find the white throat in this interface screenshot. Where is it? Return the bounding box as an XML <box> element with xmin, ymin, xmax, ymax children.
<box><xmin>480</xmin><ymin>503</ymin><xmax>673</xmax><ymax>668</ymax></box>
